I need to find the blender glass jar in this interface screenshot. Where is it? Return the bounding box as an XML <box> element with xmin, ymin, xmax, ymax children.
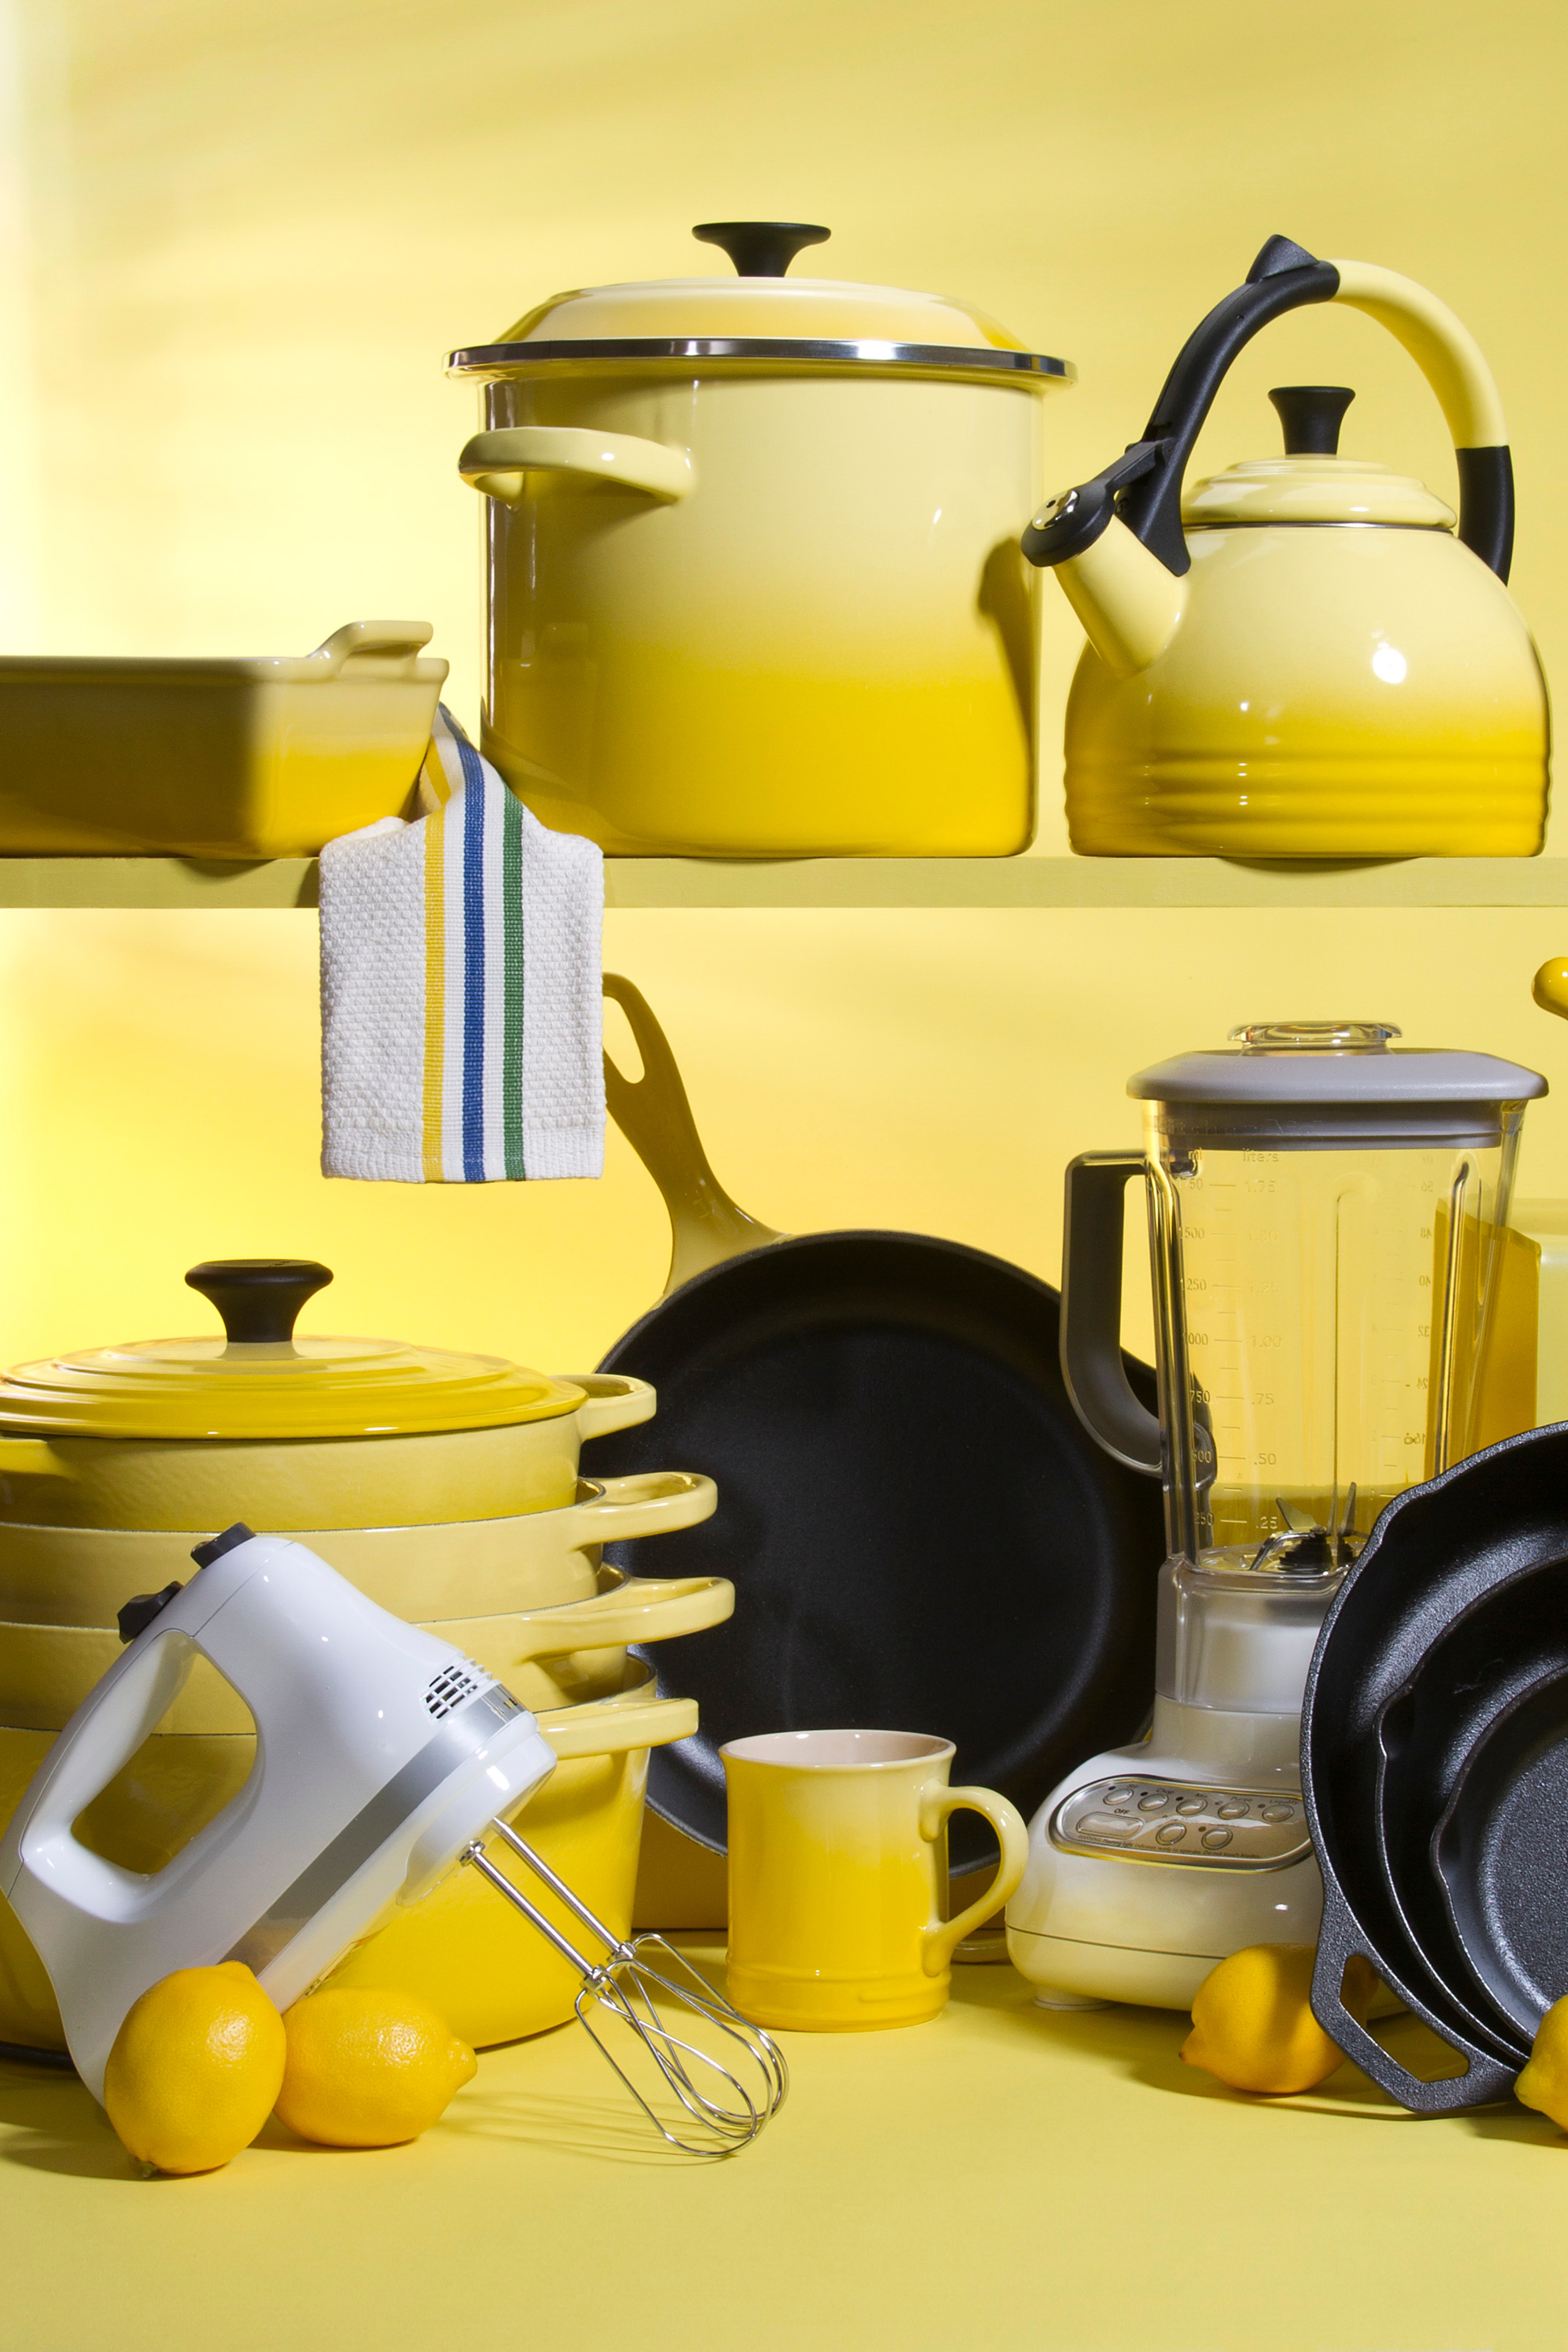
<box><xmin>1063</xmin><ymin>1021</ymin><xmax>1546</xmax><ymax>1576</ymax></box>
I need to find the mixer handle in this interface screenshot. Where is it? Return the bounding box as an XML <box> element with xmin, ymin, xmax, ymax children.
<box><xmin>1060</xmin><ymin>1153</ymin><xmax>1164</xmax><ymax>1478</ymax></box>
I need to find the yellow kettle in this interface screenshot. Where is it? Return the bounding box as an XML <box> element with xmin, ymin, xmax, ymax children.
<box><xmin>1025</xmin><ymin>234</ymin><xmax>1549</xmax><ymax>859</ymax></box>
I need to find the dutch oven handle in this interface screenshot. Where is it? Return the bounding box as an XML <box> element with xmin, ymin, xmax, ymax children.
<box><xmin>458</xmin><ymin>428</ymin><xmax>695</xmax><ymax>507</ymax></box>
<box><xmin>1310</xmin><ymin>1889</ymin><xmax>1520</xmax><ymax>2114</ymax></box>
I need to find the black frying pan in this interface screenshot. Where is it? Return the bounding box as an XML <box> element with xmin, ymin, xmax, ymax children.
<box><xmin>1304</xmin><ymin>1423</ymin><xmax>1568</xmax><ymax>2110</ymax></box>
<box><xmin>585</xmin><ymin>976</ymin><xmax>1167</xmax><ymax>1875</ymax></box>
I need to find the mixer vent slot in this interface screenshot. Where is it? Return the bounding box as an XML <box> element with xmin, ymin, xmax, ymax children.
<box><xmin>425</xmin><ymin>1663</ymin><xmax>481</xmax><ymax>1720</ymax></box>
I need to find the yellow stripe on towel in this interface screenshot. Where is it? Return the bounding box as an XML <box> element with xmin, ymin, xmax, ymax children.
<box><xmin>421</xmin><ymin>808</ymin><xmax>446</xmax><ymax>1180</ymax></box>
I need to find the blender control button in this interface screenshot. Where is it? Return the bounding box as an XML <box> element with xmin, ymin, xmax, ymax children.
<box><xmin>1153</xmin><ymin>1821</ymin><xmax>1188</xmax><ymax>1847</ymax></box>
<box><xmin>1201</xmin><ymin>1827</ymin><xmax>1234</xmax><ymax>1851</ymax></box>
<box><xmin>1259</xmin><ymin>1803</ymin><xmax>1296</xmax><ymax>1823</ymax></box>
<box><xmin>1216</xmin><ymin>1801</ymin><xmax>1249</xmax><ymax>1819</ymax></box>
<box><xmin>1104</xmin><ymin>1786</ymin><xmax>1134</xmax><ymax>1806</ymax></box>
<box><xmin>1079</xmin><ymin>1814</ymin><xmax>1135</xmax><ymax>1841</ymax></box>
<box><xmin>1137</xmin><ymin>1792</ymin><xmax>1170</xmax><ymax>1812</ymax></box>
<box><xmin>1174</xmin><ymin>1794</ymin><xmax>1206</xmax><ymax>1815</ymax></box>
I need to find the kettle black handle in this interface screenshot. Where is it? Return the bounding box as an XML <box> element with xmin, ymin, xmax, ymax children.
<box><xmin>1026</xmin><ymin>233</ymin><xmax>1515</xmax><ymax>584</ymax></box>
<box><xmin>1060</xmin><ymin>1154</ymin><xmax>1163</xmax><ymax>1477</ymax></box>
<box><xmin>185</xmin><ymin>1259</ymin><xmax>333</xmax><ymax>1345</ymax></box>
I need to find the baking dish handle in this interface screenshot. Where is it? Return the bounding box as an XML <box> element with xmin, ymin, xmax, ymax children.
<box><xmin>458</xmin><ymin>427</ymin><xmax>695</xmax><ymax>506</ymax></box>
<box><xmin>1310</xmin><ymin>1888</ymin><xmax>1520</xmax><ymax>2113</ymax></box>
<box><xmin>307</xmin><ymin>620</ymin><xmax>437</xmax><ymax>674</ymax></box>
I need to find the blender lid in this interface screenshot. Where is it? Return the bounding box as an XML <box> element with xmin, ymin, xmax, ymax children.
<box><xmin>1131</xmin><ymin>1022</ymin><xmax>1547</xmax><ymax>1108</ymax></box>
<box><xmin>447</xmin><ymin>219</ymin><xmax>1073</xmax><ymax>389</ymax></box>
<box><xmin>0</xmin><ymin>1260</ymin><xmax>584</xmax><ymax>1441</ymax></box>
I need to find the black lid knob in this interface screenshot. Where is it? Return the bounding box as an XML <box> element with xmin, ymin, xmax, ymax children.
<box><xmin>1269</xmin><ymin>385</ymin><xmax>1356</xmax><ymax>457</ymax></box>
<box><xmin>184</xmin><ymin>1259</ymin><xmax>332</xmax><ymax>1345</ymax></box>
<box><xmin>692</xmin><ymin>221</ymin><xmax>830</xmax><ymax>278</ymax></box>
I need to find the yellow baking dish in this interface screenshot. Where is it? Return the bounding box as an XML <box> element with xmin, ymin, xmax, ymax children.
<box><xmin>0</xmin><ymin>620</ymin><xmax>447</xmax><ymax>856</ymax></box>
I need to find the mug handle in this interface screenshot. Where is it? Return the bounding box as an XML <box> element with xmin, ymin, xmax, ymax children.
<box><xmin>918</xmin><ymin>1785</ymin><xmax>1030</xmax><ymax>1974</ymax></box>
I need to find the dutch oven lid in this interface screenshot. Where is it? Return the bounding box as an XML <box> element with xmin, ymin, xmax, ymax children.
<box><xmin>0</xmin><ymin>1261</ymin><xmax>584</xmax><ymax>1441</ymax></box>
<box><xmin>447</xmin><ymin>219</ymin><xmax>1073</xmax><ymax>390</ymax></box>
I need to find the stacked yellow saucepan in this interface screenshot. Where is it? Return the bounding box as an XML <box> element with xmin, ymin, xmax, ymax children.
<box><xmin>0</xmin><ymin>1259</ymin><xmax>728</xmax><ymax>2053</ymax></box>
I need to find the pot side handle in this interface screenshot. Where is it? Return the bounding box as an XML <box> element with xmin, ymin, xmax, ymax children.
<box><xmin>306</xmin><ymin>620</ymin><xmax>439</xmax><ymax>676</ymax></box>
<box><xmin>559</xmin><ymin>1470</ymin><xmax>718</xmax><ymax>1546</ymax></box>
<box><xmin>539</xmin><ymin>1691</ymin><xmax>698</xmax><ymax>1760</ymax></box>
<box><xmin>602</xmin><ymin>973</ymin><xmax>784</xmax><ymax>1296</ymax></box>
<box><xmin>563</xmin><ymin>1372</ymin><xmax>658</xmax><ymax>1440</ymax></box>
<box><xmin>425</xmin><ymin>1574</ymin><xmax>734</xmax><ymax>1668</ymax></box>
<box><xmin>458</xmin><ymin>427</ymin><xmax>695</xmax><ymax>507</ymax></box>
<box><xmin>1310</xmin><ymin>1886</ymin><xmax>1519</xmax><ymax>2113</ymax></box>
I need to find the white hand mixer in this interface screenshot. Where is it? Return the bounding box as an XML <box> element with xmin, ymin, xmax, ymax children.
<box><xmin>0</xmin><ymin>1524</ymin><xmax>784</xmax><ymax>2154</ymax></box>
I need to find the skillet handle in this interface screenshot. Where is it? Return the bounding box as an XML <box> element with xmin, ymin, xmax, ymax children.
<box><xmin>1310</xmin><ymin>1887</ymin><xmax>1519</xmax><ymax>2113</ymax></box>
<box><xmin>602</xmin><ymin>973</ymin><xmax>784</xmax><ymax>1296</ymax></box>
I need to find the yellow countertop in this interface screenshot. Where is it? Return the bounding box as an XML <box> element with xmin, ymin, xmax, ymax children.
<box><xmin>0</xmin><ymin>1948</ymin><xmax>1560</xmax><ymax>2352</ymax></box>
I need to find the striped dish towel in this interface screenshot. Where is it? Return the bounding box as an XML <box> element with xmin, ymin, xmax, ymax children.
<box><xmin>318</xmin><ymin>705</ymin><xmax>604</xmax><ymax>1181</ymax></box>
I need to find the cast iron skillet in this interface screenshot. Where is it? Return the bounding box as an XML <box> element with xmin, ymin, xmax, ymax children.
<box><xmin>584</xmin><ymin>977</ymin><xmax>1167</xmax><ymax>1876</ymax></box>
<box><xmin>1304</xmin><ymin>1423</ymin><xmax>1568</xmax><ymax>2110</ymax></box>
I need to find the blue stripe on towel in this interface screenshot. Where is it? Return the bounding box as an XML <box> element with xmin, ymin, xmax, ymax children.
<box><xmin>458</xmin><ymin>728</ymin><xmax>487</xmax><ymax>1182</ymax></box>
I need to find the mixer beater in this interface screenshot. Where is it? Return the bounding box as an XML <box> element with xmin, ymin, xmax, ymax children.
<box><xmin>464</xmin><ymin>1819</ymin><xmax>786</xmax><ymax>2155</ymax></box>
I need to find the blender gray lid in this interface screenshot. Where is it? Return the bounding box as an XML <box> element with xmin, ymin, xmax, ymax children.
<box><xmin>1130</xmin><ymin>1021</ymin><xmax>1546</xmax><ymax>1107</ymax></box>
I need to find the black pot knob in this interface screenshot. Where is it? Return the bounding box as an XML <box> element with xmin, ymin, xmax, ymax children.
<box><xmin>185</xmin><ymin>1259</ymin><xmax>333</xmax><ymax>1344</ymax></box>
<box><xmin>692</xmin><ymin>221</ymin><xmax>830</xmax><ymax>278</ymax></box>
<box><xmin>1269</xmin><ymin>384</ymin><xmax>1356</xmax><ymax>457</ymax></box>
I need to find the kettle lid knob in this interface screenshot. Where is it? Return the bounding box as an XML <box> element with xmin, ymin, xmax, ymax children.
<box><xmin>692</xmin><ymin>221</ymin><xmax>830</xmax><ymax>277</ymax></box>
<box><xmin>1269</xmin><ymin>384</ymin><xmax>1355</xmax><ymax>457</ymax></box>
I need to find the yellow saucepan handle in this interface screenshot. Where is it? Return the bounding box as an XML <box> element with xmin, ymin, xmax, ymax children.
<box><xmin>1534</xmin><ymin>958</ymin><xmax>1568</xmax><ymax>1021</ymax></box>
<box><xmin>421</xmin><ymin>1573</ymin><xmax>734</xmax><ymax>1669</ymax></box>
<box><xmin>538</xmin><ymin>1690</ymin><xmax>698</xmax><ymax>1760</ymax></box>
<box><xmin>560</xmin><ymin>1372</ymin><xmax>657</xmax><ymax>1440</ymax></box>
<box><xmin>603</xmin><ymin>972</ymin><xmax>784</xmax><ymax>1296</ymax></box>
<box><xmin>556</xmin><ymin>1470</ymin><xmax>717</xmax><ymax>1548</ymax></box>
<box><xmin>458</xmin><ymin>426</ymin><xmax>695</xmax><ymax>506</ymax></box>
<box><xmin>918</xmin><ymin>1784</ymin><xmax>1030</xmax><ymax>1974</ymax></box>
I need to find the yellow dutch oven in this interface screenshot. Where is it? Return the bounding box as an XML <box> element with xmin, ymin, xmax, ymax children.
<box><xmin>0</xmin><ymin>1569</ymin><xmax>729</xmax><ymax>2053</ymax></box>
<box><xmin>0</xmin><ymin>1258</ymin><xmax>655</xmax><ymax>1534</ymax></box>
<box><xmin>0</xmin><ymin>1470</ymin><xmax>717</xmax><ymax>1627</ymax></box>
<box><xmin>450</xmin><ymin>218</ymin><xmax>1075</xmax><ymax>858</ymax></box>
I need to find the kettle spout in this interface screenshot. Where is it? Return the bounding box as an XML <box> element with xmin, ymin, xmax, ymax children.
<box><xmin>1053</xmin><ymin>515</ymin><xmax>1188</xmax><ymax>681</ymax></box>
<box><xmin>1022</xmin><ymin>446</ymin><xmax>1188</xmax><ymax>680</ymax></box>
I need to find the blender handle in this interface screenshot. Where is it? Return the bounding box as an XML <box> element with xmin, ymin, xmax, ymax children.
<box><xmin>1061</xmin><ymin>1153</ymin><xmax>1163</xmax><ymax>1477</ymax></box>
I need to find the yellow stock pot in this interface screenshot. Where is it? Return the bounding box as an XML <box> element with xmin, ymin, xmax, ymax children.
<box><xmin>449</xmin><ymin>218</ymin><xmax>1074</xmax><ymax>857</ymax></box>
<box><xmin>0</xmin><ymin>1258</ymin><xmax>655</xmax><ymax>1535</ymax></box>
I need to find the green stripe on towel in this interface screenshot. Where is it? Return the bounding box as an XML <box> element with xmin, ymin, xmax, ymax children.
<box><xmin>502</xmin><ymin>786</ymin><xmax>525</xmax><ymax>1178</ymax></box>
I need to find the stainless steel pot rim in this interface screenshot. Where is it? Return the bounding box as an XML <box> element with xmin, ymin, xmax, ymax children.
<box><xmin>447</xmin><ymin>336</ymin><xmax>1074</xmax><ymax>381</ymax></box>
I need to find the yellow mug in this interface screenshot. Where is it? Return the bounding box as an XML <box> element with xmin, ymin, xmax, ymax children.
<box><xmin>722</xmin><ymin>1729</ymin><xmax>1029</xmax><ymax>2030</ymax></box>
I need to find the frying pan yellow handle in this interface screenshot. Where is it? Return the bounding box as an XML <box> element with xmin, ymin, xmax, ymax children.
<box><xmin>1533</xmin><ymin>959</ymin><xmax>1568</xmax><ymax>1020</ymax></box>
<box><xmin>602</xmin><ymin>973</ymin><xmax>784</xmax><ymax>1296</ymax></box>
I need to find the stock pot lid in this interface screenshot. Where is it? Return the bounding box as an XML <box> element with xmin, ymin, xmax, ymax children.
<box><xmin>0</xmin><ymin>1261</ymin><xmax>584</xmax><ymax>1441</ymax></box>
<box><xmin>448</xmin><ymin>218</ymin><xmax>1072</xmax><ymax>388</ymax></box>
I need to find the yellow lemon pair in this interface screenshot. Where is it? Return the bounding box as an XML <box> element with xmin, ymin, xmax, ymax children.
<box><xmin>104</xmin><ymin>1966</ymin><xmax>476</xmax><ymax>2175</ymax></box>
<box><xmin>1181</xmin><ymin>1943</ymin><xmax>1377</xmax><ymax>2096</ymax></box>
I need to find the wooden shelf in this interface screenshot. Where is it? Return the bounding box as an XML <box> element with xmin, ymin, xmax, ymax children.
<box><xmin>2</xmin><ymin>855</ymin><xmax>1568</xmax><ymax>910</ymax></box>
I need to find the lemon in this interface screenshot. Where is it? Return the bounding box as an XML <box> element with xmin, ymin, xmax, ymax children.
<box><xmin>1181</xmin><ymin>1942</ymin><xmax>1377</xmax><ymax>2095</ymax></box>
<box><xmin>104</xmin><ymin>1962</ymin><xmax>286</xmax><ymax>2175</ymax></box>
<box><xmin>1513</xmin><ymin>1994</ymin><xmax>1568</xmax><ymax>2126</ymax></box>
<box><xmin>274</xmin><ymin>1987</ymin><xmax>477</xmax><ymax>2148</ymax></box>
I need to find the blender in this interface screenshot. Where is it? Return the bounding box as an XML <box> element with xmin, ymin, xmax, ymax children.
<box><xmin>1006</xmin><ymin>1020</ymin><xmax>1545</xmax><ymax>2008</ymax></box>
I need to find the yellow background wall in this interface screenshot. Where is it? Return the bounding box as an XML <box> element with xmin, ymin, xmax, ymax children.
<box><xmin>0</xmin><ymin>0</ymin><xmax>1564</xmax><ymax>1374</ymax></box>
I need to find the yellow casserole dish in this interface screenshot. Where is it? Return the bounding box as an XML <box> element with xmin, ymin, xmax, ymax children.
<box><xmin>0</xmin><ymin>620</ymin><xmax>446</xmax><ymax>857</ymax></box>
